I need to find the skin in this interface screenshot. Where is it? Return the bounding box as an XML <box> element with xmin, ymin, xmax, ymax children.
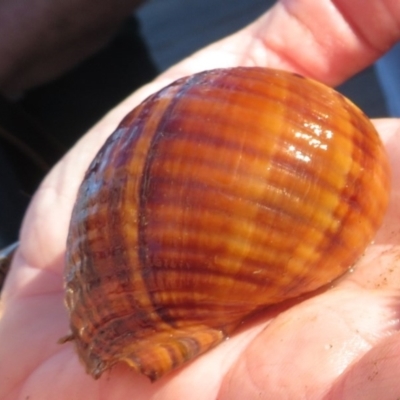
<box><xmin>1</xmin><ymin>0</ymin><xmax>400</xmax><ymax>398</ymax></box>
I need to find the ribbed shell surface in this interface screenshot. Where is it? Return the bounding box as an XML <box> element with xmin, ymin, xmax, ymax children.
<box><xmin>64</xmin><ymin>67</ymin><xmax>390</xmax><ymax>381</ymax></box>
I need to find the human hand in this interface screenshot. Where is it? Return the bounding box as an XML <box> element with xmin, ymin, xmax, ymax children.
<box><xmin>1</xmin><ymin>1</ymin><xmax>400</xmax><ymax>398</ymax></box>
<box><xmin>0</xmin><ymin>0</ymin><xmax>144</xmax><ymax>97</ymax></box>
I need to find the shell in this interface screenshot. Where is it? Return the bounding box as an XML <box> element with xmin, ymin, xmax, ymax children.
<box><xmin>63</xmin><ymin>67</ymin><xmax>390</xmax><ymax>381</ymax></box>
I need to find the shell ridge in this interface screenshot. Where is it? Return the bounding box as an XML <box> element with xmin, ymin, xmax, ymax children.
<box><xmin>137</xmin><ymin>71</ymin><xmax>209</xmax><ymax>318</ymax></box>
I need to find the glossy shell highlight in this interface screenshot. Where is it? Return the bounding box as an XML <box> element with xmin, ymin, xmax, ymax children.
<box><xmin>64</xmin><ymin>67</ymin><xmax>390</xmax><ymax>381</ymax></box>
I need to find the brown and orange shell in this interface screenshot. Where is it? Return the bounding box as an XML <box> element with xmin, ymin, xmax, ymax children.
<box><xmin>63</xmin><ymin>67</ymin><xmax>390</xmax><ymax>381</ymax></box>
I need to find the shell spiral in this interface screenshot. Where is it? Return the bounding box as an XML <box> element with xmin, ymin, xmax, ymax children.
<box><xmin>64</xmin><ymin>67</ymin><xmax>390</xmax><ymax>381</ymax></box>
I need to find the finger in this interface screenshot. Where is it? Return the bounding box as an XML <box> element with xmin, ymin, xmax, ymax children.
<box><xmin>248</xmin><ymin>0</ymin><xmax>400</xmax><ymax>85</ymax></box>
<box><xmin>143</xmin><ymin>0</ymin><xmax>400</xmax><ymax>89</ymax></box>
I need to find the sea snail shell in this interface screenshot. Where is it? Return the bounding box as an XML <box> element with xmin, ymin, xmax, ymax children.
<box><xmin>63</xmin><ymin>67</ymin><xmax>390</xmax><ymax>381</ymax></box>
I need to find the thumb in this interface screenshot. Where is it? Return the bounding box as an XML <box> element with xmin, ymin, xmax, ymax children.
<box><xmin>160</xmin><ymin>0</ymin><xmax>400</xmax><ymax>87</ymax></box>
<box><xmin>250</xmin><ymin>0</ymin><xmax>400</xmax><ymax>85</ymax></box>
